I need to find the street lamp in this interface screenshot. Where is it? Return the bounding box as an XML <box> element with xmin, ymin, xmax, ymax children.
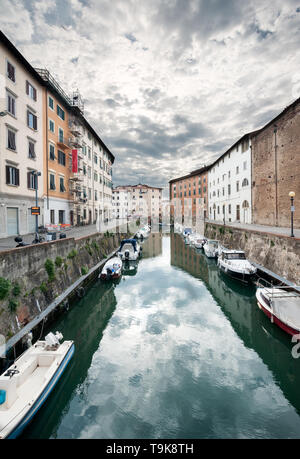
<box><xmin>0</xmin><ymin>111</ymin><xmax>8</xmax><ymax>117</ymax></box>
<box><xmin>32</xmin><ymin>171</ymin><xmax>41</xmax><ymax>240</ymax></box>
<box><xmin>289</xmin><ymin>191</ymin><xmax>295</xmax><ymax>237</ymax></box>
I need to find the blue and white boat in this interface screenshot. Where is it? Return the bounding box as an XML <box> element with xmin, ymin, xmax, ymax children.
<box><xmin>0</xmin><ymin>332</ymin><xmax>74</xmax><ymax>439</ymax></box>
<box><xmin>117</xmin><ymin>239</ymin><xmax>141</xmax><ymax>261</ymax></box>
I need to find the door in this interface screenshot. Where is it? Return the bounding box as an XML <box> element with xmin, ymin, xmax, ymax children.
<box><xmin>7</xmin><ymin>207</ymin><xmax>19</xmax><ymax>235</ymax></box>
<box><xmin>28</xmin><ymin>208</ymin><xmax>36</xmax><ymax>233</ymax></box>
<box><xmin>236</xmin><ymin>205</ymin><xmax>240</xmax><ymax>222</ymax></box>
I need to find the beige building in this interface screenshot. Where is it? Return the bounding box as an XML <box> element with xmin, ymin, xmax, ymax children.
<box><xmin>0</xmin><ymin>31</ymin><xmax>45</xmax><ymax>237</ymax></box>
<box><xmin>113</xmin><ymin>184</ymin><xmax>162</xmax><ymax>222</ymax></box>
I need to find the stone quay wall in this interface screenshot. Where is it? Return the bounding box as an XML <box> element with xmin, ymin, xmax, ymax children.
<box><xmin>204</xmin><ymin>222</ymin><xmax>300</xmax><ymax>284</ymax></box>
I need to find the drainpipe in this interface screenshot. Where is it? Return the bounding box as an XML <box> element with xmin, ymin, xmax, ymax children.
<box><xmin>274</xmin><ymin>124</ymin><xmax>278</xmax><ymax>226</ymax></box>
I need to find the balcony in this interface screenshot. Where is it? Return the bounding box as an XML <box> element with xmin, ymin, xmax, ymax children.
<box><xmin>57</xmin><ymin>135</ymin><xmax>71</xmax><ymax>150</ymax></box>
<box><xmin>69</xmin><ymin>120</ymin><xmax>83</xmax><ymax>137</ymax></box>
<box><xmin>69</xmin><ymin>135</ymin><xmax>82</xmax><ymax>149</ymax></box>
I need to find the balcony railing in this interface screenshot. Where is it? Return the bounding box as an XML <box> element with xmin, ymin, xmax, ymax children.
<box><xmin>57</xmin><ymin>136</ymin><xmax>71</xmax><ymax>150</ymax></box>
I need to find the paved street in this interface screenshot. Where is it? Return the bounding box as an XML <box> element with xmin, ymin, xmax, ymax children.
<box><xmin>206</xmin><ymin>220</ymin><xmax>300</xmax><ymax>239</ymax></box>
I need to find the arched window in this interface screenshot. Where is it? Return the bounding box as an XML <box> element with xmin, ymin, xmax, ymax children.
<box><xmin>242</xmin><ymin>178</ymin><xmax>249</xmax><ymax>187</ymax></box>
<box><xmin>242</xmin><ymin>200</ymin><xmax>249</xmax><ymax>209</ymax></box>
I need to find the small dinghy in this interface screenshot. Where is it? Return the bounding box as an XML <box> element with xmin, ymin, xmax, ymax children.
<box><xmin>203</xmin><ymin>239</ymin><xmax>219</xmax><ymax>258</ymax></box>
<box><xmin>99</xmin><ymin>256</ymin><xmax>122</xmax><ymax>281</ymax></box>
<box><xmin>256</xmin><ymin>285</ymin><xmax>300</xmax><ymax>337</ymax></box>
<box><xmin>118</xmin><ymin>239</ymin><xmax>141</xmax><ymax>261</ymax></box>
<box><xmin>218</xmin><ymin>249</ymin><xmax>257</xmax><ymax>283</ymax></box>
<box><xmin>0</xmin><ymin>332</ymin><xmax>74</xmax><ymax>439</ymax></box>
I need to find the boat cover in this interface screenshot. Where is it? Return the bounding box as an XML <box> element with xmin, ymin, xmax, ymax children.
<box><xmin>119</xmin><ymin>239</ymin><xmax>138</xmax><ymax>252</ymax></box>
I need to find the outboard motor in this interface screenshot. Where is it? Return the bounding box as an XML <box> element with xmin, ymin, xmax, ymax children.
<box><xmin>106</xmin><ymin>267</ymin><xmax>114</xmax><ymax>279</ymax></box>
<box><xmin>125</xmin><ymin>250</ymin><xmax>130</xmax><ymax>260</ymax></box>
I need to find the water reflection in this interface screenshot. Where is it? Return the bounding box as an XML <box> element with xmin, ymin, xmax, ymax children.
<box><xmin>171</xmin><ymin>233</ymin><xmax>300</xmax><ymax>417</ymax></box>
<box><xmin>140</xmin><ymin>232</ymin><xmax>163</xmax><ymax>259</ymax></box>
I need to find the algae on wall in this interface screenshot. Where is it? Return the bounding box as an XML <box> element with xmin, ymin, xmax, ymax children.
<box><xmin>0</xmin><ymin>232</ymin><xmax>129</xmax><ymax>341</ymax></box>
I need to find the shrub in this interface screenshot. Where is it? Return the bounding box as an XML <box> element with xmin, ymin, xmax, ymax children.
<box><xmin>0</xmin><ymin>278</ymin><xmax>11</xmax><ymax>300</ymax></box>
<box><xmin>81</xmin><ymin>266</ymin><xmax>88</xmax><ymax>275</ymax></box>
<box><xmin>85</xmin><ymin>244</ymin><xmax>93</xmax><ymax>256</ymax></box>
<box><xmin>92</xmin><ymin>241</ymin><xmax>99</xmax><ymax>251</ymax></box>
<box><xmin>45</xmin><ymin>259</ymin><xmax>55</xmax><ymax>281</ymax></box>
<box><xmin>9</xmin><ymin>298</ymin><xmax>19</xmax><ymax>313</ymax></box>
<box><xmin>67</xmin><ymin>249</ymin><xmax>78</xmax><ymax>259</ymax></box>
<box><xmin>40</xmin><ymin>282</ymin><xmax>47</xmax><ymax>294</ymax></box>
<box><xmin>55</xmin><ymin>256</ymin><xmax>63</xmax><ymax>267</ymax></box>
<box><xmin>12</xmin><ymin>283</ymin><xmax>21</xmax><ymax>297</ymax></box>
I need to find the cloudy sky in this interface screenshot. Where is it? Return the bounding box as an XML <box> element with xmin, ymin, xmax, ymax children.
<box><xmin>1</xmin><ymin>0</ymin><xmax>300</xmax><ymax>194</ymax></box>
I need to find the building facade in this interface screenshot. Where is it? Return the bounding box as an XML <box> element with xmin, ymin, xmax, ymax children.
<box><xmin>169</xmin><ymin>166</ymin><xmax>209</xmax><ymax>225</ymax></box>
<box><xmin>208</xmin><ymin>132</ymin><xmax>256</xmax><ymax>225</ymax></box>
<box><xmin>112</xmin><ymin>184</ymin><xmax>162</xmax><ymax>222</ymax></box>
<box><xmin>112</xmin><ymin>186</ymin><xmax>129</xmax><ymax>220</ymax></box>
<box><xmin>251</xmin><ymin>97</ymin><xmax>300</xmax><ymax>228</ymax></box>
<box><xmin>0</xmin><ymin>32</ymin><xmax>45</xmax><ymax>237</ymax></box>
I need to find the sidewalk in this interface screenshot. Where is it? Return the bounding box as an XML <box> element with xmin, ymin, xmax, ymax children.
<box><xmin>206</xmin><ymin>220</ymin><xmax>300</xmax><ymax>239</ymax></box>
<box><xmin>0</xmin><ymin>220</ymin><xmax>131</xmax><ymax>252</ymax></box>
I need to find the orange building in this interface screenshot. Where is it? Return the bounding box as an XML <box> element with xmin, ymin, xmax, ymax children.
<box><xmin>169</xmin><ymin>166</ymin><xmax>209</xmax><ymax>225</ymax></box>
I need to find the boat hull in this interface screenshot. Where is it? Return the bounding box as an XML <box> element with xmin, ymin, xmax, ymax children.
<box><xmin>219</xmin><ymin>264</ymin><xmax>256</xmax><ymax>283</ymax></box>
<box><xmin>5</xmin><ymin>342</ymin><xmax>74</xmax><ymax>439</ymax></box>
<box><xmin>256</xmin><ymin>291</ymin><xmax>300</xmax><ymax>337</ymax></box>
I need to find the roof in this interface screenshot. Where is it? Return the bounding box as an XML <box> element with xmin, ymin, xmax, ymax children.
<box><xmin>116</xmin><ymin>184</ymin><xmax>163</xmax><ymax>191</ymax></box>
<box><xmin>169</xmin><ymin>165</ymin><xmax>209</xmax><ymax>184</ymax></box>
<box><xmin>0</xmin><ymin>30</ymin><xmax>115</xmax><ymax>164</ymax></box>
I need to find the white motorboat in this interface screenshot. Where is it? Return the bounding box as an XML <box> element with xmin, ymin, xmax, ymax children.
<box><xmin>0</xmin><ymin>332</ymin><xmax>74</xmax><ymax>439</ymax></box>
<box><xmin>203</xmin><ymin>239</ymin><xmax>219</xmax><ymax>258</ymax></box>
<box><xmin>135</xmin><ymin>225</ymin><xmax>151</xmax><ymax>240</ymax></box>
<box><xmin>193</xmin><ymin>236</ymin><xmax>207</xmax><ymax>249</ymax></box>
<box><xmin>182</xmin><ymin>227</ymin><xmax>192</xmax><ymax>238</ymax></box>
<box><xmin>117</xmin><ymin>239</ymin><xmax>141</xmax><ymax>261</ymax></box>
<box><xmin>99</xmin><ymin>256</ymin><xmax>122</xmax><ymax>281</ymax></box>
<box><xmin>217</xmin><ymin>249</ymin><xmax>257</xmax><ymax>283</ymax></box>
<box><xmin>256</xmin><ymin>285</ymin><xmax>300</xmax><ymax>337</ymax></box>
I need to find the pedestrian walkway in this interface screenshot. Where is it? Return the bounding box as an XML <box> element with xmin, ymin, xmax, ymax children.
<box><xmin>0</xmin><ymin>220</ymin><xmax>131</xmax><ymax>252</ymax></box>
<box><xmin>206</xmin><ymin>220</ymin><xmax>300</xmax><ymax>239</ymax></box>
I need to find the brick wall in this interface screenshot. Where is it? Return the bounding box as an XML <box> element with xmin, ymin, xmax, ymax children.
<box><xmin>252</xmin><ymin>99</ymin><xmax>300</xmax><ymax>228</ymax></box>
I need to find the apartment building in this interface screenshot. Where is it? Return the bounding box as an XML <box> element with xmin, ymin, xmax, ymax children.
<box><xmin>169</xmin><ymin>166</ymin><xmax>209</xmax><ymax>225</ymax></box>
<box><xmin>112</xmin><ymin>184</ymin><xmax>163</xmax><ymax>222</ymax></box>
<box><xmin>112</xmin><ymin>186</ymin><xmax>129</xmax><ymax>220</ymax></box>
<box><xmin>208</xmin><ymin>132</ymin><xmax>257</xmax><ymax>224</ymax></box>
<box><xmin>0</xmin><ymin>31</ymin><xmax>45</xmax><ymax>237</ymax></box>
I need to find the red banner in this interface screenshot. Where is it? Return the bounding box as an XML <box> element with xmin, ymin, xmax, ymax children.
<box><xmin>72</xmin><ymin>149</ymin><xmax>78</xmax><ymax>173</ymax></box>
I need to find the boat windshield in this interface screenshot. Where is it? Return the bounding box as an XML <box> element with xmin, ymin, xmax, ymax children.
<box><xmin>225</xmin><ymin>253</ymin><xmax>246</xmax><ymax>260</ymax></box>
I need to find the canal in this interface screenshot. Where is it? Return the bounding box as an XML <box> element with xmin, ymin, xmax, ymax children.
<box><xmin>22</xmin><ymin>233</ymin><xmax>300</xmax><ymax>439</ymax></box>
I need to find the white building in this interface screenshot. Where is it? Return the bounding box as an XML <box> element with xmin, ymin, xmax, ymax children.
<box><xmin>208</xmin><ymin>132</ymin><xmax>256</xmax><ymax>225</ymax></box>
<box><xmin>112</xmin><ymin>186</ymin><xmax>129</xmax><ymax>220</ymax></box>
<box><xmin>0</xmin><ymin>32</ymin><xmax>45</xmax><ymax>237</ymax></box>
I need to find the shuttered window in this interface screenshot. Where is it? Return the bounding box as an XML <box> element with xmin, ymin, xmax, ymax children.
<box><xmin>27</xmin><ymin>172</ymin><xmax>37</xmax><ymax>189</ymax></box>
<box><xmin>28</xmin><ymin>141</ymin><xmax>36</xmax><ymax>159</ymax></box>
<box><xmin>58</xmin><ymin>150</ymin><xmax>66</xmax><ymax>166</ymax></box>
<box><xmin>6</xmin><ymin>166</ymin><xmax>19</xmax><ymax>186</ymax></box>
<box><xmin>7</xmin><ymin>92</ymin><xmax>16</xmax><ymax>116</ymax></box>
<box><xmin>26</xmin><ymin>81</ymin><xmax>37</xmax><ymax>101</ymax></box>
<box><xmin>7</xmin><ymin>128</ymin><xmax>16</xmax><ymax>151</ymax></box>
<box><xmin>57</xmin><ymin>105</ymin><xmax>65</xmax><ymax>120</ymax></box>
<box><xmin>7</xmin><ymin>61</ymin><xmax>15</xmax><ymax>82</ymax></box>
<box><xmin>49</xmin><ymin>144</ymin><xmax>55</xmax><ymax>160</ymax></box>
<box><xmin>27</xmin><ymin>110</ymin><xmax>37</xmax><ymax>130</ymax></box>
<box><xmin>49</xmin><ymin>174</ymin><xmax>56</xmax><ymax>190</ymax></box>
<box><xmin>59</xmin><ymin>177</ymin><xmax>66</xmax><ymax>192</ymax></box>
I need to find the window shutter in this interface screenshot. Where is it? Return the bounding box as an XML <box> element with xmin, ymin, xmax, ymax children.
<box><xmin>33</xmin><ymin>114</ymin><xmax>37</xmax><ymax>130</ymax></box>
<box><xmin>33</xmin><ymin>87</ymin><xmax>37</xmax><ymax>101</ymax></box>
<box><xmin>27</xmin><ymin>172</ymin><xmax>31</xmax><ymax>189</ymax></box>
<box><xmin>27</xmin><ymin>110</ymin><xmax>30</xmax><ymax>127</ymax></box>
<box><xmin>16</xmin><ymin>169</ymin><xmax>20</xmax><ymax>186</ymax></box>
<box><xmin>26</xmin><ymin>80</ymin><xmax>29</xmax><ymax>95</ymax></box>
<box><xmin>6</xmin><ymin>166</ymin><xmax>10</xmax><ymax>184</ymax></box>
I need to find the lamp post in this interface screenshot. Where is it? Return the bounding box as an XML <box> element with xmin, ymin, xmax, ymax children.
<box><xmin>289</xmin><ymin>191</ymin><xmax>295</xmax><ymax>238</ymax></box>
<box><xmin>32</xmin><ymin>171</ymin><xmax>41</xmax><ymax>240</ymax></box>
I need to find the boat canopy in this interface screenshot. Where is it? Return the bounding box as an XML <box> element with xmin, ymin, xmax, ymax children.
<box><xmin>119</xmin><ymin>239</ymin><xmax>138</xmax><ymax>252</ymax></box>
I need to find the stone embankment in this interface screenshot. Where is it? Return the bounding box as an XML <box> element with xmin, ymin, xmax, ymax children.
<box><xmin>0</xmin><ymin>230</ymin><xmax>130</xmax><ymax>343</ymax></box>
<box><xmin>204</xmin><ymin>222</ymin><xmax>300</xmax><ymax>285</ymax></box>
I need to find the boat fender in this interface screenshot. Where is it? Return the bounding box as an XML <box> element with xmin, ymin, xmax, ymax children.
<box><xmin>76</xmin><ymin>287</ymin><xmax>85</xmax><ymax>298</ymax></box>
<box><xmin>0</xmin><ymin>390</ymin><xmax>6</xmax><ymax>405</ymax></box>
<box><xmin>271</xmin><ymin>314</ymin><xmax>274</xmax><ymax>323</ymax></box>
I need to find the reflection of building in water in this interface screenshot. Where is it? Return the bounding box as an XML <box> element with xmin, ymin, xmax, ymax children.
<box><xmin>141</xmin><ymin>233</ymin><xmax>162</xmax><ymax>259</ymax></box>
<box><xmin>170</xmin><ymin>233</ymin><xmax>209</xmax><ymax>283</ymax></box>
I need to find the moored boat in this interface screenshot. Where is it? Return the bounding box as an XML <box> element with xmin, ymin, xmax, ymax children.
<box><xmin>203</xmin><ymin>239</ymin><xmax>219</xmax><ymax>258</ymax></box>
<box><xmin>117</xmin><ymin>239</ymin><xmax>141</xmax><ymax>261</ymax></box>
<box><xmin>0</xmin><ymin>332</ymin><xmax>74</xmax><ymax>439</ymax></box>
<box><xmin>99</xmin><ymin>256</ymin><xmax>122</xmax><ymax>280</ymax></box>
<box><xmin>256</xmin><ymin>286</ymin><xmax>300</xmax><ymax>337</ymax></box>
<box><xmin>217</xmin><ymin>249</ymin><xmax>257</xmax><ymax>283</ymax></box>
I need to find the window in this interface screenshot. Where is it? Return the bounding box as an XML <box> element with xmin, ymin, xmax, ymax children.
<box><xmin>58</xmin><ymin>128</ymin><xmax>64</xmax><ymax>142</ymax></box>
<box><xmin>236</xmin><ymin>166</ymin><xmax>239</xmax><ymax>174</ymax></box>
<box><xmin>94</xmin><ymin>172</ymin><xmax>98</xmax><ymax>182</ymax></box>
<box><xmin>26</xmin><ymin>81</ymin><xmax>37</xmax><ymax>101</ymax></box>
<box><xmin>228</xmin><ymin>184</ymin><xmax>231</xmax><ymax>195</ymax></box>
<box><xmin>27</xmin><ymin>110</ymin><xmax>37</xmax><ymax>130</ymax></box>
<box><xmin>58</xmin><ymin>210</ymin><xmax>65</xmax><ymax>224</ymax></box>
<box><xmin>7</xmin><ymin>61</ymin><xmax>15</xmax><ymax>82</ymax></box>
<box><xmin>49</xmin><ymin>144</ymin><xmax>55</xmax><ymax>160</ymax></box>
<box><xmin>57</xmin><ymin>105</ymin><xmax>65</xmax><ymax>120</ymax></box>
<box><xmin>49</xmin><ymin>119</ymin><xmax>55</xmax><ymax>133</ymax></box>
<box><xmin>7</xmin><ymin>91</ymin><xmax>16</xmax><ymax>116</ymax></box>
<box><xmin>94</xmin><ymin>154</ymin><xmax>98</xmax><ymax>164</ymax></box>
<box><xmin>88</xmin><ymin>166</ymin><xmax>91</xmax><ymax>179</ymax></box>
<box><xmin>88</xmin><ymin>147</ymin><xmax>91</xmax><ymax>160</ymax></box>
<box><xmin>95</xmin><ymin>190</ymin><xmax>98</xmax><ymax>201</ymax></box>
<box><xmin>27</xmin><ymin>171</ymin><xmax>37</xmax><ymax>190</ymax></box>
<box><xmin>88</xmin><ymin>188</ymin><xmax>92</xmax><ymax>200</ymax></box>
<box><xmin>59</xmin><ymin>177</ymin><xmax>66</xmax><ymax>192</ymax></box>
<box><xmin>243</xmin><ymin>161</ymin><xmax>247</xmax><ymax>170</ymax></box>
<box><xmin>58</xmin><ymin>150</ymin><xmax>66</xmax><ymax>166</ymax></box>
<box><xmin>242</xmin><ymin>178</ymin><xmax>249</xmax><ymax>187</ymax></box>
<box><xmin>28</xmin><ymin>140</ymin><xmax>36</xmax><ymax>159</ymax></box>
<box><xmin>50</xmin><ymin>209</ymin><xmax>55</xmax><ymax>224</ymax></box>
<box><xmin>48</xmin><ymin>96</ymin><xmax>54</xmax><ymax>110</ymax></box>
<box><xmin>6</xmin><ymin>166</ymin><xmax>19</xmax><ymax>186</ymax></box>
<box><xmin>49</xmin><ymin>174</ymin><xmax>56</xmax><ymax>190</ymax></box>
<box><xmin>236</xmin><ymin>181</ymin><xmax>239</xmax><ymax>192</ymax></box>
<box><xmin>7</xmin><ymin>128</ymin><xmax>16</xmax><ymax>151</ymax></box>
<box><xmin>228</xmin><ymin>204</ymin><xmax>231</xmax><ymax>214</ymax></box>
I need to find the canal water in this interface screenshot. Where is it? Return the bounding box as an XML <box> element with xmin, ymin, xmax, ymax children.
<box><xmin>22</xmin><ymin>233</ymin><xmax>300</xmax><ymax>439</ymax></box>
